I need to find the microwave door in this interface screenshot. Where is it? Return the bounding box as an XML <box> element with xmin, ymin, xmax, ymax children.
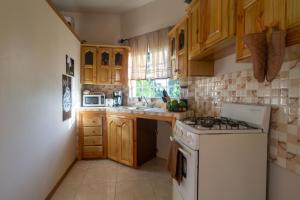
<box><xmin>84</xmin><ymin>96</ymin><xmax>99</xmax><ymax>106</ymax></box>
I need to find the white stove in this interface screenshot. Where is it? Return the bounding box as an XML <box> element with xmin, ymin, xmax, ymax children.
<box><xmin>172</xmin><ymin>103</ymin><xmax>271</xmax><ymax>200</ymax></box>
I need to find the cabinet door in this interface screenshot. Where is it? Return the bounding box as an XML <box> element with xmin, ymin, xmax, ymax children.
<box><xmin>107</xmin><ymin>118</ymin><xmax>119</xmax><ymax>162</ymax></box>
<box><xmin>201</xmin><ymin>0</ymin><xmax>231</xmax><ymax>48</ymax></box>
<box><xmin>236</xmin><ymin>0</ymin><xmax>262</xmax><ymax>61</ymax></box>
<box><xmin>107</xmin><ymin>117</ymin><xmax>134</xmax><ymax>166</ymax></box>
<box><xmin>97</xmin><ymin>67</ymin><xmax>112</xmax><ymax>84</ymax></box>
<box><xmin>188</xmin><ymin>0</ymin><xmax>201</xmax><ymax>57</ymax></box>
<box><xmin>99</xmin><ymin>48</ymin><xmax>112</xmax><ymax>67</ymax></box>
<box><xmin>177</xmin><ymin>18</ymin><xmax>188</xmax><ymax>78</ymax></box>
<box><xmin>81</xmin><ymin>46</ymin><xmax>97</xmax><ymax>84</ymax></box>
<box><xmin>112</xmin><ymin>68</ymin><xmax>123</xmax><ymax>85</ymax></box>
<box><xmin>97</xmin><ymin>48</ymin><xmax>112</xmax><ymax>84</ymax></box>
<box><xmin>286</xmin><ymin>0</ymin><xmax>300</xmax><ymax>45</ymax></box>
<box><xmin>118</xmin><ymin>119</ymin><xmax>134</xmax><ymax>166</ymax></box>
<box><xmin>169</xmin><ymin>30</ymin><xmax>178</xmax><ymax>78</ymax></box>
<box><xmin>113</xmin><ymin>49</ymin><xmax>126</xmax><ymax>67</ymax></box>
<box><xmin>112</xmin><ymin>48</ymin><xmax>127</xmax><ymax>84</ymax></box>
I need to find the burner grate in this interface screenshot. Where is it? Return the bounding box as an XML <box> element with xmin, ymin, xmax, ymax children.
<box><xmin>181</xmin><ymin>116</ymin><xmax>257</xmax><ymax>130</ymax></box>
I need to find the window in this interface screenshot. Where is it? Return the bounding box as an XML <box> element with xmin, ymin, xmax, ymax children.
<box><xmin>129</xmin><ymin>79</ymin><xmax>180</xmax><ymax>98</ymax></box>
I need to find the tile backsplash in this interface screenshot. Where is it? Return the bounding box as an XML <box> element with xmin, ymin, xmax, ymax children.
<box><xmin>186</xmin><ymin>59</ymin><xmax>300</xmax><ymax>176</ymax></box>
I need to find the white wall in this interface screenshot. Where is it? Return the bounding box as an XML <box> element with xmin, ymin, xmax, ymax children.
<box><xmin>121</xmin><ymin>0</ymin><xmax>187</xmax><ymax>38</ymax></box>
<box><xmin>62</xmin><ymin>11</ymin><xmax>121</xmax><ymax>45</ymax></box>
<box><xmin>0</xmin><ymin>0</ymin><xmax>81</xmax><ymax>200</ymax></box>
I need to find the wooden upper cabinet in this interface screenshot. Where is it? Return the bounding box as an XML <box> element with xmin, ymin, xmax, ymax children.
<box><xmin>107</xmin><ymin>117</ymin><xmax>134</xmax><ymax>167</ymax></box>
<box><xmin>236</xmin><ymin>0</ymin><xmax>262</xmax><ymax>61</ymax></box>
<box><xmin>81</xmin><ymin>45</ymin><xmax>129</xmax><ymax>85</ymax></box>
<box><xmin>285</xmin><ymin>0</ymin><xmax>300</xmax><ymax>46</ymax></box>
<box><xmin>112</xmin><ymin>49</ymin><xmax>128</xmax><ymax>85</ymax></box>
<box><xmin>176</xmin><ymin>18</ymin><xmax>188</xmax><ymax>78</ymax></box>
<box><xmin>99</xmin><ymin>48</ymin><xmax>112</xmax><ymax>67</ymax></box>
<box><xmin>168</xmin><ymin>29</ymin><xmax>177</xmax><ymax>78</ymax></box>
<box><xmin>188</xmin><ymin>0</ymin><xmax>201</xmax><ymax>58</ymax></box>
<box><xmin>81</xmin><ymin>46</ymin><xmax>97</xmax><ymax>84</ymax></box>
<box><xmin>97</xmin><ymin>47</ymin><xmax>112</xmax><ymax>84</ymax></box>
<box><xmin>187</xmin><ymin>0</ymin><xmax>235</xmax><ymax>61</ymax></box>
<box><xmin>113</xmin><ymin>49</ymin><xmax>126</xmax><ymax>67</ymax></box>
<box><xmin>97</xmin><ymin>67</ymin><xmax>112</xmax><ymax>84</ymax></box>
<box><xmin>236</xmin><ymin>0</ymin><xmax>300</xmax><ymax>61</ymax></box>
<box><xmin>200</xmin><ymin>0</ymin><xmax>233</xmax><ymax>48</ymax></box>
<box><xmin>169</xmin><ymin>14</ymin><xmax>214</xmax><ymax>78</ymax></box>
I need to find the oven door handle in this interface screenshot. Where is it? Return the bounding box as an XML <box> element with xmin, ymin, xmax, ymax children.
<box><xmin>178</xmin><ymin>147</ymin><xmax>191</xmax><ymax>157</ymax></box>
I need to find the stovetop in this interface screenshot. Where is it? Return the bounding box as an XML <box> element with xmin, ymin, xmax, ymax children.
<box><xmin>181</xmin><ymin>116</ymin><xmax>259</xmax><ymax>131</ymax></box>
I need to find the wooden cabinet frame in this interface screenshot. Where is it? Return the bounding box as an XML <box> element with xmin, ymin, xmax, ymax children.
<box><xmin>80</xmin><ymin>44</ymin><xmax>129</xmax><ymax>85</ymax></box>
<box><xmin>77</xmin><ymin>111</ymin><xmax>107</xmax><ymax>159</ymax></box>
<box><xmin>80</xmin><ymin>46</ymin><xmax>97</xmax><ymax>84</ymax></box>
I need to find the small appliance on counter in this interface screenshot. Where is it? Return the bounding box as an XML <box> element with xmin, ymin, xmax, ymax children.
<box><xmin>105</xmin><ymin>98</ymin><xmax>114</xmax><ymax>107</ymax></box>
<box><xmin>82</xmin><ymin>93</ymin><xmax>105</xmax><ymax>107</ymax></box>
<box><xmin>112</xmin><ymin>90</ymin><xmax>123</xmax><ymax>107</ymax></box>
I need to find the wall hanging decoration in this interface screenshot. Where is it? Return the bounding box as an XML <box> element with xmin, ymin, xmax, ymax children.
<box><xmin>62</xmin><ymin>74</ymin><xmax>72</xmax><ymax>121</ymax></box>
<box><xmin>66</xmin><ymin>55</ymin><xmax>74</xmax><ymax>76</ymax></box>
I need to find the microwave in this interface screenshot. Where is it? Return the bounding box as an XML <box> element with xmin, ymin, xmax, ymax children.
<box><xmin>82</xmin><ymin>94</ymin><xmax>105</xmax><ymax>107</ymax></box>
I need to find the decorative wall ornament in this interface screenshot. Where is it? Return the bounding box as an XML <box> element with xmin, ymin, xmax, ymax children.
<box><xmin>62</xmin><ymin>74</ymin><xmax>72</xmax><ymax>121</ymax></box>
<box><xmin>66</xmin><ymin>55</ymin><xmax>74</xmax><ymax>76</ymax></box>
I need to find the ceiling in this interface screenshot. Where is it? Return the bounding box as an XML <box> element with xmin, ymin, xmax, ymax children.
<box><xmin>51</xmin><ymin>0</ymin><xmax>155</xmax><ymax>14</ymax></box>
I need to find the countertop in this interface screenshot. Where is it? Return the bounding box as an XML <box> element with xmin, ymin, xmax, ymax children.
<box><xmin>78</xmin><ymin>106</ymin><xmax>193</xmax><ymax>120</ymax></box>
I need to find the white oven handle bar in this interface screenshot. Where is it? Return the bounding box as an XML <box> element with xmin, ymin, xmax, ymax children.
<box><xmin>170</xmin><ymin>136</ymin><xmax>191</xmax><ymax>157</ymax></box>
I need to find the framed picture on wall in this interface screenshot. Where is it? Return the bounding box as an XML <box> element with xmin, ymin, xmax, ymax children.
<box><xmin>66</xmin><ymin>55</ymin><xmax>74</xmax><ymax>76</ymax></box>
<box><xmin>62</xmin><ymin>74</ymin><xmax>72</xmax><ymax>121</ymax></box>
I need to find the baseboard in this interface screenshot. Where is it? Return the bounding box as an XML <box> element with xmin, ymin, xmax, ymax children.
<box><xmin>45</xmin><ymin>158</ymin><xmax>77</xmax><ymax>200</ymax></box>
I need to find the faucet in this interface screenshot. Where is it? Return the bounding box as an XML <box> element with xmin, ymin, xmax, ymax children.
<box><xmin>138</xmin><ymin>96</ymin><xmax>149</xmax><ymax>107</ymax></box>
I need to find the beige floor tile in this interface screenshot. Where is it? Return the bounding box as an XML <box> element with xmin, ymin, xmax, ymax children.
<box><xmin>89</xmin><ymin>159</ymin><xmax>120</xmax><ymax>169</ymax></box>
<box><xmin>116</xmin><ymin>165</ymin><xmax>153</xmax><ymax>182</ymax></box>
<box><xmin>151</xmin><ymin>178</ymin><xmax>172</xmax><ymax>200</ymax></box>
<box><xmin>115</xmin><ymin>180</ymin><xmax>156</xmax><ymax>200</ymax></box>
<box><xmin>51</xmin><ymin>183</ymin><xmax>79</xmax><ymax>200</ymax></box>
<box><xmin>83</xmin><ymin>164</ymin><xmax>118</xmax><ymax>184</ymax></box>
<box><xmin>62</xmin><ymin>167</ymin><xmax>87</xmax><ymax>185</ymax></box>
<box><xmin>52</xmin><ymin>158</ymin><xmax>172</xmax><ymax>200</ymax></box>
<box><xmin>74</xmin><ymin>181</ymin><xmax>116</xmax><ymax>200</ymax></box>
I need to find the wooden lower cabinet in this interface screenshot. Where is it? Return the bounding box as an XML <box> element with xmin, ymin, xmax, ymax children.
<box><xmin>107</xmin><ymin>116</ymin><xmax>135</xmax><ymax>167</ymax></box>
<box><xmin>78</xmin><ymin>112</ymin><xmax>106</xmax><ymax>159</ymax></box>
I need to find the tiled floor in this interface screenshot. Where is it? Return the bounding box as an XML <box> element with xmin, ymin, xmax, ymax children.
<box><xmin>51</xmin><ymin>157</ymin><xmax>172</xmax><ymax>200</ymax></box>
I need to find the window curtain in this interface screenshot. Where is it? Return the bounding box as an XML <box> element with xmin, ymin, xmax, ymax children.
<box><xmin>147</xmin><ymin>27</ymin><xmax>171</xmax><ymax>79</ymax></box>
<box><xmin>129</xmin><ymin>34</ymin><xmax>148</xmax><ymax>80</ymax></box>
<box><xmin>129</xmin><ymin>27</ymin><xmax>171</xmax><ymax>80</ymax></box>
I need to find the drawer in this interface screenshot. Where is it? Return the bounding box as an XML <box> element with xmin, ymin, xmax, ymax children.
<box><xmin>84</xmin><ymin>136</ymin><xmax>103</xmax><ymax>146</ymax></box>
<box><xmin>82</xmin><ymin>127</ymin><xmax>102</xmax><ymax>136</ymax></box>
<box><xmin>83</xmin><ymin>146</ymin><xmax>103</xmax><ymax>158</ymax></box>
<box><xmin>82</xmin><ymin>114</ymin><xmax>102</xmax><ymax>126</ymax></box>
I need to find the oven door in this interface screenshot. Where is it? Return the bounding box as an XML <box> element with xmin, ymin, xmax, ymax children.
<box><xmin>171</xmin><ymin>136</ymin><xmax>198</xmax><ymax>200</ymax></box>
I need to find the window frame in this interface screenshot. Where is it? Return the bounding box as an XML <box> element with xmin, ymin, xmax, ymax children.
<box><xmin>129</xmin><ymin>79</ymin><xmax>180</xmax><ymax>99</ymax></box>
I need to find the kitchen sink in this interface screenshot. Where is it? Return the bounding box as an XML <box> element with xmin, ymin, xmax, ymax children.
<box><xmin>118</xmin><ymin>106</ymin><xmax>165</xmax><ymax>113</ymax></box>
